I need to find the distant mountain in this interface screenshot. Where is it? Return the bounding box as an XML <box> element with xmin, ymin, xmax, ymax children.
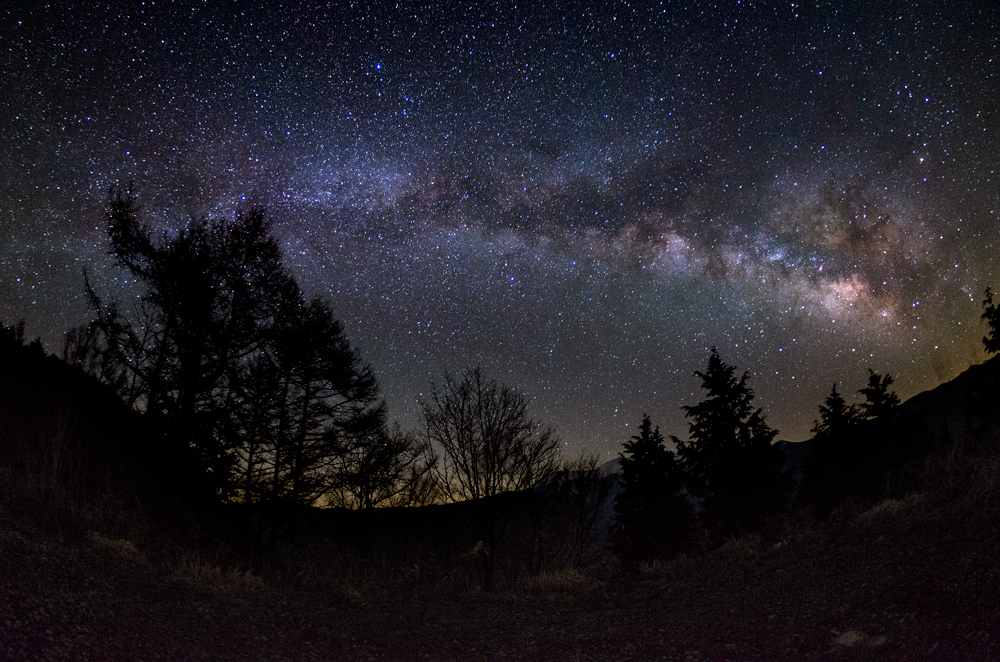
<box><xmin>598</xmin><ymin>457</ymin><xmax>622</xmax><ymax>476</ymax></box>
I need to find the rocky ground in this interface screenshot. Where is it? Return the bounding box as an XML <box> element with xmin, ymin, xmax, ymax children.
<box><xmin>3</xmin><ymin>491</ymin><xmax>999</xmax><ymax>661</ymax></box>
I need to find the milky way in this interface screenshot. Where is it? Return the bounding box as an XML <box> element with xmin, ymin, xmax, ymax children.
<box><xmin>2</xmin><ymin>3</ymin><xmax>998</xmax><ymax>456</ymax></box>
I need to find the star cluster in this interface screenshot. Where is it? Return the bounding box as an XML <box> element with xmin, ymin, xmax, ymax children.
<box><xmin>2</xmin><ymin>3</ymin><xmax>998</xmax><ymax>456</ymax></box>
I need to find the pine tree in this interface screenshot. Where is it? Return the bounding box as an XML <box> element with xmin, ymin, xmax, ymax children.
<box><xmin>673</xmin><ymin>349</ymin><xmax>787</xmax><ymax>535</ymax></box>
<box><xmin>801</xmin><ymin>371</ymin><xmax>902</xmax><ymax>514</ymax></box>
<box><xmin>854</xmin><ymin>369</ymin><xmax>902</xmax><ymax>498</ymax></box>
<box><xmin>983</xmin><ymin>287</ymin><xmax>1000</xmax><ymax>355</ymax></box>
<box><xmin>612</xmin><ymin>415</ymin><xmax>692</xmax><ymax>571</ymax></box>
<box><xmin>812</xmin><ymin>384</ymin><xmax>857</xmax><ymax>436</ymax></box>
<box><xmin>800</xmin><ymin>384</ymin><xmax>860</xmax><ymax>515</ymax></box>
<box><xmin>857</xmin><ymin>370</ymin><xmax>901</xmax><ymax>422</ymax></box>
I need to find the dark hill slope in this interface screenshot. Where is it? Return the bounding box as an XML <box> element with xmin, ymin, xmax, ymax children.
<box><xmin>0</xmin><ymin>332</ymin><xmax>207</xmax><ymax>516</ymax></box>
<box><xmin>891</xmin><ymin>353</ymin><xmax>1000</xmax><ymax>452</ymax></box>
<box><xmin>779</xmin><ymin>355</ymin><xmax>1000</xmax><ymax>492</ymax></box>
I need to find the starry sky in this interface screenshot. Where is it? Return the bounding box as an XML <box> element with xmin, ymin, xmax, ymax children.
<box><xmin>2</xmin><ymin>3</ymin><xmax>999</xmax><ymax>458</ymax></box>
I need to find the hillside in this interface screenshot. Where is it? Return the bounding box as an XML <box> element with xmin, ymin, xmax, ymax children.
<box><xmin>891</xmin><ymin>353</ymin><xmax>1000</xmax><ymax>451</ymax></box>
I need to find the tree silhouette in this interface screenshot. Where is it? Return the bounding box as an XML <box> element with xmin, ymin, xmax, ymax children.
<box><xmin>267</xmin><ymin>296</ymin><xmax>382</xmax><ymax>511</ymax></box>
<box><xmin>855</xmin><ymin>369</ymin><xmax>902</xmax><ymax>495</ymax></box>
<box><xmin>328</xmin><ymin>412</ymin><xmax>437</xmax><ymax>510</ymax></box>
<box><xmin>812</xmin><ymin>384</ymin><xmax>858</xmax><ymax>436</ymax></box>
<box><xmin>801</xmin><ymin>372</ymin><xmax>901</xmax><ymax>514</ymax></box>
<box><xmin>857</xmin><ymin>369</ymin><xmax>901</xmax><ymax>422</ymax></box>
<box><xmin>800</xmin><ymin>384</ymin><xmax>860</xmax><ymax>515</ymax></box>
<box><xmin>673</xmin><ymin>349</ymin><xmax>787</xmax><ymax>536</ymax></box>
<box><xmin>983</xmin><ymin>286</ymin><xmax>1000</xmax><ymax>355</ymax></box>
<box><xmin>612</xmin><ymin>415</ymin><xmax>693</xmax><ymax>571</ymax></box>
<box><xmin>87</xmin><ymin>186</ymin><xmax>382</xmax><ymax>505</ymax></box>
<box><xmin>421</xmin><ymin>366</ymin><xmax>560</xmax><ymax>586</ymax></box>
<box><xmin>556</xmin><ymin>452</ymin><xmax>617</xmax><ymax>570</ymax></box>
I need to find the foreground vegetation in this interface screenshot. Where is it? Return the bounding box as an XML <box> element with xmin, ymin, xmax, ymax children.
<box><xmin>3</xmin><ymin>440</ymin><xmax>1000</xmax><ymax>660</ymax></box>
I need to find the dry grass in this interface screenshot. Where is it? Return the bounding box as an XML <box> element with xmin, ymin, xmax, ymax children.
<box><xmin>640</xmin><ymin>553</ymin><xmax>699</xmax><ymax>581</ymax></box>
<box><xmin>855</xmin><ymin>492</ymin><xmax>925</xmax><ymax>530</ymax></box>
<box><xmin>269</xmin><ymin>539</ymin><xmax>470</xmax><ymax>607</ymax></box>
<box><xmin>6</xmin><ymin>430</ymin><xmax>1000</xmax><ymax>660</ymax></box>
<box><xmin>521</xmin><ymin>567</ymin><xmax>592</xmax><ymax>594</ymax></box>
<box><xmin>85</xmin><ymin>530</ymin><xmax>144</xmax><ymax>563</ymax></box>
<box><xmin>6</xmin><ymin>460</ymin><xmax>1000</xmax><ymax>661</ymax></box>
<box><xmin>0</xmin><ymin>464</ymin><xmax>149</xmax><ymax>549</ymax></box>
<box><xmin>172</xmin><ymin>555</ymin><xmax>266</xmax><ymax>597</ymax></box>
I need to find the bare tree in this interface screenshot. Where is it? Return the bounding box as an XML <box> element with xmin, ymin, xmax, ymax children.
<box><xmin>421</xmin><ymin>367</ymin><xmax>559</xmax><ymax>586</ymax></box>
<box><xmin>520</xmin><ymin>451</ymin><xmax>617</xmax><ymax>576</ymax></box>
<box><xmin>560</xmin><ymin>451</ymin><xmax>618</xmax><ymax>569</ymax></box>
<box><xmin>329</xmin><ymin>416</ymin><xmax>437</xmax><ymax>510</ymax></box>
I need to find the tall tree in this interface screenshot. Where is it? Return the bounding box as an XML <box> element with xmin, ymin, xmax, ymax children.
<box><xmin>612</xmin><ymin>415</ymin><xmax>693</xmax><ymax>571</ymax></box>
<box><xmin>800</xmin><ymin>384</ymin><xmax>860</xmax><ymax>514</ymax></box>
<box><xmin>88</xmin><ymin>186</ymin><xmax>381</xmax><ymax>504</ymax></box>
<box><xmin>90</xmin><ymin>188</ymin><xmax>298</xmax><ymax>493</ymax></box>
<box><xmin>421</xmin><ymin>367</ymin><xmax>560</xmax><ymax>586</ymax></box>
<box><xmin>811</xmin><ymin>384</ymin><xmax>857</xmax><ymax>437</ymax></box>
<box><xmin>802</xmin><ymin>372</ymin><xmax>902</xmax><ymax>514</ymax></box>
<box><xmin>673</xmin><ymin>349</ymin><xmax>787</xmax><ymax>535</ymax></box>
<box><xmin>983</xmin><ymin>286</ymin><xmax>1000</xmax><ymax>355</ymax></box>
<box><xmin>855</xmin><ymin>368</ymin><xmax>902</xmax><ymax>497</ymax></box>
<box><xmin>266</xmin><ymin>296</ymin><xmax>382</xmax><ymax>509</ymax></box>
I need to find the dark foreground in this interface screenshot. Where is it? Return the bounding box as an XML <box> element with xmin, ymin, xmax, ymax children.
<box><xmin>2</xmin><ymin>492</ymin><xmax>998</xmax><ymax>662</ymax></box>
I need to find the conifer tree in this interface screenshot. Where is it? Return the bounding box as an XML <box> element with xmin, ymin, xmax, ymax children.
<box><xmin>612</xmin><ymin>415</ymin><xmax>692</xmax><ymax>570</ymax></box>
<box><xmin>812</xmin><ymin>384</ymin><xmax>858</xmax><ymax>436</ymax></box>
<box><xmin>982</xmin><ymin>287</ymin><xmax>1000</xmax><ymax>355</ymax></box>
<box><xmin>800</xmin><ymin>384</ymin><xmax>860</xmax><ymax>514</ymax></box>
<box><xmin>801</xmin><ymin>371</ymin><xmax>901</xmax><ymax>514</ymax></box>
<box><xmin>88</xmin><ymin>186</ymin><xmax>383</xmax><ymax>504</ymax></box>
<box><xmin>854</xmin><ymin>368</ymin><xmax>902</xmax><ymax>497</ymax></box>
<box><xmin>857</xmin><ymin>370</ymin><xmax>901</xmax><ymax>422</ymax></box>
<box><xmin>673</xmin><ymin>349</ymin><xmax>787</xmax><ymax>535</ymax></box>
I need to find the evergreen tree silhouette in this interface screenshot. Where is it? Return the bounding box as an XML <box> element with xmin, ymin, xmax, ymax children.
<box><xmin>801</xmin><ymin>371</ymin><xmax>902</xmax><ymax>514</ymax></box>
<box><xmin>855</xmin><ymin>369</ymin><xmax>902</xmax><ymax>497</ymax></box>
<box><xmin>673</xmin><ymin>349</ymin><xmax>787</xmax><ymax>536</ymax></box>
<box><xmin>800</xmin><ymin>384</ymin><xmax>860</xmax><ymax>515</ymax></box>
<box><xmin>857</xmin><ymin>370</ymin><xmax>901</xmax><ymax>422</ymax></box>
<box><xmin>982</xmin><ymin>286</ymin><xmax>1000</xmax><ymax>355</ymax></box>
<box><xmin>612</xmin><ymin>415</ymin><xmax>693</xmax><ymax>571</ymax></box>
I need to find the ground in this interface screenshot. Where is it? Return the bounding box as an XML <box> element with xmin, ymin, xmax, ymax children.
<box><xmin>2</xmin><ymin>493</ymin><xmax>999</xmax><ymax>661</ymax></box>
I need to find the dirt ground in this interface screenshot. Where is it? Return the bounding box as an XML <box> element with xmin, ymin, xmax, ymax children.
<box><xmin>2</xmin><ymin>495</ymin><xmax>999</xmax><ymax>662</ymax></box>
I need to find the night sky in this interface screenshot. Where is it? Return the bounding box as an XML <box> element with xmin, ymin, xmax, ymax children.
<box><xmin>3</xmin><ymin>3</ymin><xmax>999</xmax><ymax>458</ymax></box>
